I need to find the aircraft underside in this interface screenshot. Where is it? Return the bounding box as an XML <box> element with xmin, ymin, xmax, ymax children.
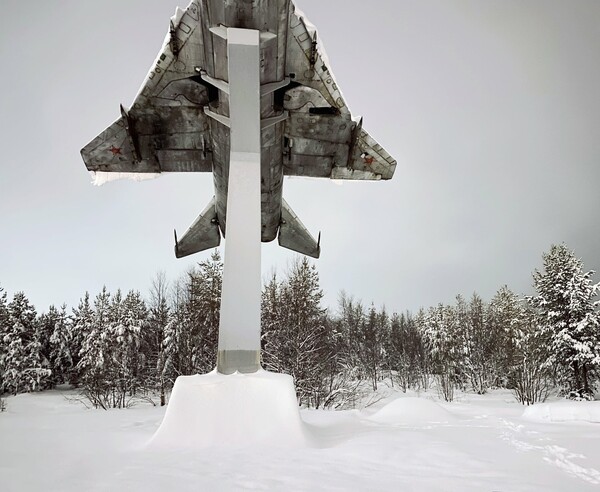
<box><xmin>81</xmin><ymin>0</ymin><xmax>396</xmax><ymax>260</ymax></box>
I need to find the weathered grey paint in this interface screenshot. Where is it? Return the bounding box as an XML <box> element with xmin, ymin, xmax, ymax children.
<box><xmin>80</xmin><ymin>0</ymin><xmax>396</xmax><ymax>260</ymax></box>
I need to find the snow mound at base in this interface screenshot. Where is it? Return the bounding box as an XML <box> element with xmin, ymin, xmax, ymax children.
<box><xmin>523</xmin><ymin>401</ymin><xmax>600</xmax><ymax>423</ymax></box>
<box><xmin>368</xmin><ymin>397</ymin><xmax>456</xmax><ymax>425</ymax></box>
<box><xmin>149</xmin><ymin>370</ymin><xmax>310</xmax><ymax>449</ymax></box>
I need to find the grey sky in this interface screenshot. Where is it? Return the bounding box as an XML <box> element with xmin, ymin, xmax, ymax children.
<box><xmin>1</xmin><ymin>0</ymin><xmax>599</xmax><ymax>315</ymax></box>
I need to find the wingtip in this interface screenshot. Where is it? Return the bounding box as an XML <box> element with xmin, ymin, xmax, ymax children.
<box><xmin>313</xmin><ymin>231</ymin><xmax>321</xmax><ymax>259</ymax></box>
<box><xmin>174</xmin><ymin>229</ymin><xmax>180</xmax><ymax>258</ymax></box>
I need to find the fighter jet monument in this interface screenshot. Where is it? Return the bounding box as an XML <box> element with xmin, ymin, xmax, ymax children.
<box><xmin>82</xmin><ymin>0</ymin><xmax>396</xmax><ymax>376</ymax></box>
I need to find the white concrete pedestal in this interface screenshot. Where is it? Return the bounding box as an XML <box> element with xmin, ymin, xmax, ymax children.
<box><xmin>149</xmin><ymin>371</ymin><xmax>310</xmax><ymax>449</ymax></box>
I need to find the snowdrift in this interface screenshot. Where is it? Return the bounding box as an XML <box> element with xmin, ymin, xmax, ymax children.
<box><xmin>149</xmin><ymin>370</ymin><xmax>311</xmax><ymax>449</ymax></box>
<box><xmin>523</xmin><ymin>401</ymin><xmax>600</xmax><ymax>423</ymax></box>
<box><xmin>368</xmin><ymin>397</ymin><xmax>457</xmax><ymax>425</ymax></box>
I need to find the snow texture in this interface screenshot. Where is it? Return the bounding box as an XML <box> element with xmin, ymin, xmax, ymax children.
<box><xmin>150</xmin><ymin>371</ymin><xmax>309</xmax><ymax>448</ymax></box>
<box><xmin>523</xmin><ymin>401</ymin><xmax>600</xmax><ymax>423</ymax></box>
<box><xmin>90</xmin><ymin>171</ymin><xmax>161</xmax><ymax>186</ymax></box>
<box><xmin>2</xmin><ymin>388</ymin><xmax>600</xmax><ymax>491</ymax></box>
<box><xmin>368</xmin><ymin>397</ymin><xmax>457</xmax><ymax>425</ymax></box>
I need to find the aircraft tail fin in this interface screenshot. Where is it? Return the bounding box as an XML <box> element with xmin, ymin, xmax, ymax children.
<box><xmin>278</xmin><ymin>199</ymin><xmax>321</xmax><ymax>259</ymax></box>
<box><xmin>175</xmin><ymin>197</ymin><xmax>221</xmax><ymax>258</ymax></box>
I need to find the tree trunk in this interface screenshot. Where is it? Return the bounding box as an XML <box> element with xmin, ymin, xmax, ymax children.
<box><xmin>582</xmin><ymin>364</ymin><xmax>590</xmax><ymax>395</ymax></box>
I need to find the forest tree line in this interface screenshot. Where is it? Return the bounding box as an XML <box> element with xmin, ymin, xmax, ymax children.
<box><xmin>1</xmin><ymin>243</ymin><xmax>599</xmax><ymax>410</ymax></box>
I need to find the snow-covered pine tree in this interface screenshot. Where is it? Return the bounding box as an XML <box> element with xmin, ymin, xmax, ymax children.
<box><xmin>160</xmin><ymin>253</ymin><xmax>223</xmax><ymax>384</ymax></box>
<box><xmin>413</xmin><ymin>308</ymin><xmax>432</xmax><ymax>390</ymax></box>
<box><xmin>421</xmin><ymin>303</ymin><xmax>460</xmax><ymax>401</ymax></box>
<box><xmin>48</xmin><ymin>304</ymin><xmax>73</xmax><ymax>386</ymax></box>
<box><xmin>359</xmin><ymin>304</ymin><xmax>387</xmax><ymax>391</ymax></box>
<box><xmin>335</xmin><ymin>292</ymin><xmax>365</xmax><ymax>376</ymax></box>
<box><xmin>148</xmin><ymin>272</ymin><xmax>170</xmax><ymax>405</ymax></box>
<box><xmin>261</xmin><ymin>272</ymin><xmax>283</xmax><ymax>368</ymax></box>
<box><xmin>528</xmin><ymin>244</ymin><xmax>600</xmax><ymax>398</ymax></box>
<box><xmin>78</xmin><ymin>287</ymin><xmax>112</xmax><ymax>408</ymax></box>
<box><xmin>160</xmin><ymin>310</ymin><xmax>184</xmax><ymax>387</ymax></box>
<box><xmin>2</xmin><ymin>292</ymin><xmax>50</xmax><ymax>394</ymax></box>
<box><xmin>387</xmin><ymin>312</ymin><xmax>426</xmax><ymax>392</ymax></box>
<box><xmin>262</xmin><ymin>257</ymin><xmax>329</xmax><ymax>407</ymax></box>
<box><xmin>37</xmin><ymin>306</ymin><xmax>59</xmax><ymax>379</ymax></box>
<box><xmin>69</xmin><ymin>293</ymin><xmax>94</xmax><ymax>387</ymax></box>
<box><xmin>113</xmin><ymin>290</ymin><xmax>147</xmax><ymax>400</ymax></box>
<box><xmin>188</xmin><ymin>251</ymin><xmax>222</xmax><ymax>372</ymax></box>
<box><xmin>462</xmin><ymin>293</ymin><xmax>495</xmax><ymax>394</ymax></box>
<box><xmin>487</xmin><ymin>286</ymin><xmax>523</xmax><ymax>386</ymax></box>
<box><xmin>510</xmin><ymin>302</ymin><xmax>551</xmax><ymax>405</ymax></box>
<box><xmin>77</xmin><ymin>287</ymin><xmax>148</xmax><ymax>408</ymax></box>
<box><xmin>161</xmin><ymin>268</ymin><xmax>200</xmax><ymax>383</ymax></box>
<box><xmin>107</xmin><ymin>289</ymin><xmax>127</xmax><ymax>406</ymax></box>
<box><xmin>0</xmin><ymin>286</ymin><xmax>10</xmax><ymax>396</ymax></box>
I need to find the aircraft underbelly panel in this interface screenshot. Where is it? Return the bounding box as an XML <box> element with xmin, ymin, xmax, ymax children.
<box><xmin>81</xmin><ymin>0</ymin><xmax>396</xmax><ymax>259</ymax></box>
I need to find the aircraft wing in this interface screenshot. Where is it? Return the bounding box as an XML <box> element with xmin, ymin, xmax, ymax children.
<box><xmin>282</xmin><ymin>7</ymin><xmax>396</xmax><ymax>181</ymax></box>
<box><xmin>81</xmin><ymin>1</ymin><xmax>214</xmax><ymax>175</ymax></box>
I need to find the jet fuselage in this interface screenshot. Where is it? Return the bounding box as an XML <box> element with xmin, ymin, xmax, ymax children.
<box><xmin>81</xmin><ymin>0</ymin><xmax>396</xmax><ymax>259</ymax></box>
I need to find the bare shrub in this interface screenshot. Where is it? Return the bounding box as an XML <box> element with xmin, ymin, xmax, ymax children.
<box><xmin>511</xmin><ymin>358</ymin><xmax>551</xmax><ymax>405</ymax></box>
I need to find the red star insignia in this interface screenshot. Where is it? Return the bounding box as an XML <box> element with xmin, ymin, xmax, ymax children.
<box><xmin>109</xmin><ymin>146</ymin><xmax>122</xmax><ymax>156</ymax></box>
<box><xmin>364</xmin><ymin>155</ymin><xmax>374</xmax><ymax>165</ymax></box>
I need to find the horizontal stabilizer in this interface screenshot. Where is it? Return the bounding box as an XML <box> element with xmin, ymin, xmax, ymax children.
<box><xmin>175</xmin><ymin>197</ymin><xmax>221</xmax><ymax>258</ymax></box>
<box><xmin>278</xmin><ymin>199</ymin><xmax>321</xmax><ymax>259</ymax></box>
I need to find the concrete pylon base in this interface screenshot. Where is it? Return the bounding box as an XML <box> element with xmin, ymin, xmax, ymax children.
<box><xmin>149</xmin><ymin>370</ymin><xmax>310</xmax><ymax>449</ymax></box>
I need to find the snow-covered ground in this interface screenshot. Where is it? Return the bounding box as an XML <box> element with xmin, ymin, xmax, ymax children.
<box><xmin>1</xmin><ymin>385</ymin><xmax>599</xmax><ymax>491</ymax></box>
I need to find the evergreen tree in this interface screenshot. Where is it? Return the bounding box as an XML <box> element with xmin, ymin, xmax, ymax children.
<box><xmin>112</xmin><ymin>290</ymin><xmax>147</xmax><ymax>399</ymax></box>
<box><xmin>77</xmin><ymin>287</ymin><xmax>113</xmax><ymax>408</ymax></box>
<box><xmin>161</xmin><ymin>273</ymin><xmax>194</xmax><ymax>384</ymax></box>
<box><xmin>161</xmin><ymin>309</ymin><xmax>186</xmax><ymax>385</ymax></box>
<box><xmin>487</xmin><ymin>286</ymin><xmax>523</xmax><ymax>386</ymax></box>
<box><xmin>358</xmin><ymin>304</ymin><xmax>387</xmax><ymax>391</ymax></box>
<box><xmin>262</xmin><ymin>258</ymin><xmax>329</xmax><ymax>406</ymax></box>
<box><xmin>421</xmin><ymin>303</ymin><xmax>461</xmax><ymax>401</ymax></box>
<box><xmin>462</xmin><ymin>293</ymin><xmax>494</xmax><ymax>394</ymax></box>
<box><xmin>413</xmin><ymin>308</ymin><xmax>432</xmax><ymax>390</ymax></box>
<box><xmin>0</xmin><ymin>287</ymin><xmax>11</xmax><ymax>394</ymax></box>
<box><xmin>148</xmin><ymin>272</ymin><xmax>171</xmax><ymax>405</ymax></box>
<box><xmin>70</xmin><ymin>293</ymin><xmax>94</xmax><ymax>387</ymax></box>
<box><xmin>160</xmin><ymin>254</ymin><xmax>223</xmax><ymax>385</ymax></box>
<box><xmin>261</xmin><ymin>273</ymin><xmax>283</xmax><ymax>366</ymax></box>
<box><xmin>37</xmin><ymin>306</ymin><xmax>58</xmax><ymax>376</ymax></box>
<box><xmin>48</xmin><ymin>304</ymin><xmax>73</xmax><ymax>386</ymax></box>
<box><xmin>528</xmin><ymin>244</ymin><xmax>600</xmax><ymax>397</ymax></box>
<box><xmin>335</xmin><ymin>292</ymin><xmax>366</xmax><ymax>376</ymax></box>
<box><xmin>2</xmin><ymin>292</ymin><xmax>50</xmax><ymax>394</ymax></box>
<box><xmin>387</xmin><ymin>312</ymin><xmax>426</xmax><ymax>392</ymax></box>
<box><xmin>188</xmin><ymin>251</ymin><xmax>222</xmax><ymax>372</ymax></box>
<box><xmin>510</xmin><ymin>302</ymin><xmax>551</xmax><ymax>405</ymax></box>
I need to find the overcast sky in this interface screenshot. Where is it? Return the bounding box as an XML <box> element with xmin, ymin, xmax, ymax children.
<box><xmin>1</xmin><ymin>0</ymin><xmax>599</xmax><ymax>315</ymax></box>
